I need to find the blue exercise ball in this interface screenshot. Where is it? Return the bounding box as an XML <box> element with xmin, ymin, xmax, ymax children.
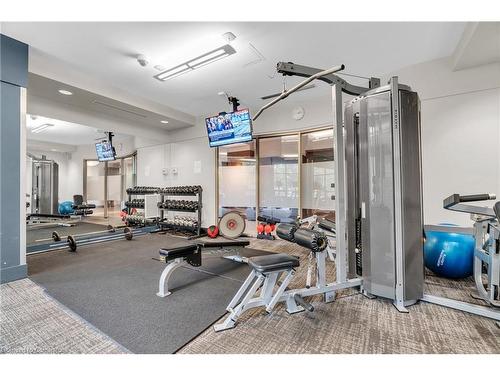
<box><xmin>58</xmin><ymin>201</ymin><xmax>74</xmax><ymax>215</ymax></box>
<box><xmin>424</xmin><ymin>225</ymin><xmax>475</xmax><ymax>279</ymax></box>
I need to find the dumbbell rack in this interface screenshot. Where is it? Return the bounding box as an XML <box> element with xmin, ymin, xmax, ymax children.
<box><xmin>126</xmin><ymin>187</ymin><xmax>161</xmax><ymax>227</ymax></box>
<box><xmin>157</xmin><ymin>187</ymin><xmax>203</xmax><ymax>236</ymax></box>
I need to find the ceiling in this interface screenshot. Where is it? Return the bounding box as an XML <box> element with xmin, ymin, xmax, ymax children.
<box><xmin>27</xmin><ymin>115</ymin><xmax>132</xmax><ymax>145</ymax></box>
<box><xmin>2</xmin><ymin>22</ymin><xmax>467</xmax><ymax>117</ymax></box>
<box><xmin>453</xmin><ymin>22</ymin><xmax>500</xmax><ymax>70</ymax></box>
<box><xmin>28</xmin><ymin>73</ymin><xmax>192</xmax><ymax>131</ymax></box>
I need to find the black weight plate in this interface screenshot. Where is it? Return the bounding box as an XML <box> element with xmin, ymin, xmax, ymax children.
<box><xmin>52</xmin><ymin>231</ymin><xmax>61</xmax><ymax>242</ymax></box>
<box><xmin>67</xmin><ymin>235</ymin><xmax>77</xmax><ymax>252</ymax></box>
<box><xmin>124</xmin><ymin>227</ymin><xmax>133</xmax><ymax>240</ymax></box>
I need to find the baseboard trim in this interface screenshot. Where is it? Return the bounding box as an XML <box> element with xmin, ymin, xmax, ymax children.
<box><xmin>1</xmin><ymin>264</ymin><xmax>27</xmax><ymax>284</ymax></box>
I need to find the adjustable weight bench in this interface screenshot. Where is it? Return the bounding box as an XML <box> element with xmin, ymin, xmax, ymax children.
<box><xmin>157</xmin><ymin>238</ymin><xmax>251</xmax><ymax>297</ymax></box>
<box><xmin>214</xmin><ymin>253</ymin><xmax>301</xmax><ymax>331</ymax></box>
<box><xmin>214</xmin><ymin>225</ymin><xmax>334</xmax><ymax>332</ymax></box>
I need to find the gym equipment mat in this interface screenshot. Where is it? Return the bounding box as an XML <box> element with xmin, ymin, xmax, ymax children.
<box><xmin>28</xmin><ymin>233</ymin><xmax>272</xmax><ymax>353</ymax></box>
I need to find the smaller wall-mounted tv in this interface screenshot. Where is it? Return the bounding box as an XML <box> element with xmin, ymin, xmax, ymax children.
<box><xmin>205</xmin><ymin>108</ymin><xmax>253</xmax><ymax>148</ymax></box>
<box><xmin>95</xmin><ymin>141</ymin><xmax>116</xmax><ymax>161</ymax></box>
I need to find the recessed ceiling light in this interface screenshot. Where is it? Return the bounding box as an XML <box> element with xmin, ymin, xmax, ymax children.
<box><xmin>161</xmin><ymin>120</ymin><xmax>169</xmax><ymax>124</ymax></box>
<box><xmin>58</xmin><ymin>89</ymin><xmax>73</xmax><ymax>96</ymax></box>
<box><xmin>50</xmin><ymin>148</ymin><xmax>57</xmax><ymax>152</ymax></box>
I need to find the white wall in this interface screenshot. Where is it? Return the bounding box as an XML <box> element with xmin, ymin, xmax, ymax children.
<box><xmin>137</xmin><ymin>137</ymin><xmax>216</xmax><ymax>226</ymax></box>
<box><xmin>386</xmin><ymin>58</ymin><xmax>500</xmax><ymax>225</ymax></box>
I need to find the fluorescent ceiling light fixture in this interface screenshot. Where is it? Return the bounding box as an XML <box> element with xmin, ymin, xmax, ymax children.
<box><xmin>31</xmin><ymin>123</ymin><xmax>54</xmax><ymax>134</ymax></box>
<box><xmin>155</xmin><ymin>44</ymin><xmax>236</xmax><ymax>81</ymax></box>
<box><xmin>58</xmin><ymin>89</ymin><xmax>73</xmax><ymax>95</ymax></box>
<box><xmin>282</xmin><ymin>154</ymin><xmax>298</xmax><ymax>158</ymax></box>
<box><xmin>160</xmin><ymin>120</ymin><xmax>169</xmax><ymax>124</ymax></box>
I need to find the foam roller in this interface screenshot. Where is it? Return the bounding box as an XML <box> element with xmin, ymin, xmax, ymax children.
<box><xmin>294</xmin><ymin>228</ymin><xmax>327</xmax><ymax>252</ymax></box>
<box><xmin>276</xmin><ymin>223</ymin><xmax>298</xmax><ymax>242</ymax></box>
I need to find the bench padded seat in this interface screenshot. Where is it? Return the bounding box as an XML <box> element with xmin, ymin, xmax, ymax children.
<box><xmin>159</xmin><ymin>238</ymin><xmax>250</xmax><ymax>261</ymax></box>
<box><xmin>159</xmin><ymin>243</ymin><xmax>198</xmax><ymax>259</ymax></box>
<box><xmin>248</xmin><ymin>253</ymin><xmax>300</xmax><ymax>273</ymax></box>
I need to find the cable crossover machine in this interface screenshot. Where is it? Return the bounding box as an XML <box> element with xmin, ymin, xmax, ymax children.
<box><xmin>215</xmin><ymin>60</ymin><xmax>500</xmax><ymax>331</ymax></box>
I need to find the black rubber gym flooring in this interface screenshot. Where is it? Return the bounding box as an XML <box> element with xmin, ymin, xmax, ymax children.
<box><xmin>28</xmin><ymin>233</ymin><xmax>271</xmax><ymax>353</ymax></box>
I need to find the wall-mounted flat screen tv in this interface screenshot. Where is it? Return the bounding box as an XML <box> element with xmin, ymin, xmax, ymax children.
<box><xmin>205</xmin><ymin>108</ymin><xmax>253</xmax><ymax>147</ymax></box>
<box><xmin>95</xmin><ymin>141</ymin><xmax>116</xmax><ymax>161</ymax></box>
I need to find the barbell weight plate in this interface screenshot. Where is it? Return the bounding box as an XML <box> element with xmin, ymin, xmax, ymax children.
<box><xmin>67</xmin><ymin>235</ymin><xmax>77</xmax><ymax>252</ymax></box>
<box><xmin>107</xmin><ymin>224</ymin><xmax>116</xmax><ymax>233</ymax></box>
<box><xmin>124</xmin><ymin>227</ymin><xmax>133</xmax><ymax>240</ymax></box>
<box><xmin>218</xmin><ymin>211</ymin><xmax>246</xmax><ymax>239</ymax></box>
<box><xmin>52</xmin><ymin>231</ymin><xmax>61</xmax><ymax>242</ymax></box>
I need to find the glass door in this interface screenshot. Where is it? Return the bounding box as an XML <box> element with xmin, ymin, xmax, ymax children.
<box><xmin>258</xmin><ymin>135</ymin><xmax>299</xmax><ymax>223</ymax></box>
<box><xmin>106</xmin><ymin>159</ymin><xmax>122</xmax><ymax>218</ymax></box>
<box><xmin>84</xmin><ymin>160</ymin><xmax>106</xmax><ymax>218</ymax></box>
<box><xmin>300</xmin><ymin>129</ymin><xmax>335</xmax><ymax>220</ymax></box>
<box><xmin>84</xmin><ymin>154</ymin><xmax>137</xmax><ymax>223</ymax></box>
<box><xmin>122</xmin><ymin>155</ymin><xmax>137</xmax><ymax>201</ymax></box>
<box><xmin>218</xmin><ymin>141</ymin><xmax>257</xmax><ymax>225</ymax></box>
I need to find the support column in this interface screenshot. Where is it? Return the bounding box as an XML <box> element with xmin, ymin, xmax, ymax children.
<box><xmin>1</xmin><ymin>34</ymin><xmax>28</xmax><ymax>283</ymax></box>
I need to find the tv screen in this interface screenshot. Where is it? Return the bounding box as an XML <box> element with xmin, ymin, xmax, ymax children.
<box><xmin>205</xmin><ymin>108</ymin><xmax>253</xmax><ymax>148</ymax></box>
<box><xmin>95</xmin><ymin>141</ymin><xmax>116</xmax><ymax>161</ymax></box>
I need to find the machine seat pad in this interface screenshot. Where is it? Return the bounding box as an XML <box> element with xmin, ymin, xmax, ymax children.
<box><xmin>159</xmin><ymin>243</ymin><xmax>199</xmax><ymax>259</ymax></box>
<box><xmin>249</xmin><ymin>253</ymin><xmax>300</xmax><ymax>273</ymax></box>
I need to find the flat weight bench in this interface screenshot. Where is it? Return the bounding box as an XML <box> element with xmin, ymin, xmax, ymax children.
<box><xmin>157</xmin><ymin>239</ymin><xmax>251</xmax><ymax>297</ymax></box>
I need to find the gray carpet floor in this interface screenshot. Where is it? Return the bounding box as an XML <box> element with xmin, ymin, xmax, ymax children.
<box><xmin>3</xmin><ymin>236</ymin><xmax>499</xmax><ymax>354</ymax></box>
<box><xmin>179</xmin><ymin>238</ymin><xmax>500</xmax><ymax>354</ymax></box>
<box><xmin>27</xmin><ymin>233</ymin><xmax>270</xmax><ymax>353</ymax></box>
<box><xmin>0</xmin><ymin>278</ymin><xmax>127</xmax><ymax>354</ymax></box>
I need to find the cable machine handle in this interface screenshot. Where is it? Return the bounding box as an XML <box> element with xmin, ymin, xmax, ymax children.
<box><xmin>253</xmin><ymin>64</ymin><xmax>345</xmax><ymax>121</ymax></box>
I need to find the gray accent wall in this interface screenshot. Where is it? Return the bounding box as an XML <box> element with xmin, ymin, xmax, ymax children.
<box><xmin>1</xmin><ymin>34</ymin><xmax>28</xmax><ymax>283</ymax></box>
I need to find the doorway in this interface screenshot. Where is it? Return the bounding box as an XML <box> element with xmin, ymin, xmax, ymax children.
<box><xmin>83</xmin><ymin>153</ymin><xmax>136</xmax><ymax>223</ymax></box>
